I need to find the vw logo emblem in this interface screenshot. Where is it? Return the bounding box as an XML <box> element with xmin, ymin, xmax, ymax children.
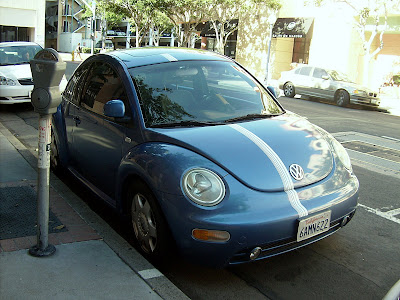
<box><xmin>289</xmin><ymin>164</ymin><xmax>304</xmax><ymax>181</ymax></box>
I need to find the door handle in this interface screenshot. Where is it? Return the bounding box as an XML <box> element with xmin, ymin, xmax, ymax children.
<box><xmin>73</xmin><ymin>116</ymin><xmax>81</xmax><ymax>126</ymax></box>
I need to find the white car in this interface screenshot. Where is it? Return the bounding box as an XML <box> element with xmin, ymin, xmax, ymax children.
<box><xmin>0</xmin><ymin>41</ymin><xmax>42</xmax><ymax>104</ymax></box>
<box><xmin>278</xmin><ymin>65</ymin><xmax>381</xmax><ymax>107</ymax></box>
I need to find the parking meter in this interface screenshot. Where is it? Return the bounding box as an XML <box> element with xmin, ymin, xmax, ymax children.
<box><xmin>30</xmin><ymin>48</ymin><xmax>66</xmax><ymax>114</ymax></box>
<box><xmin>29</xmin><ymin>48</ymin><xmax>65</xmax><ymax>258</ymax></box>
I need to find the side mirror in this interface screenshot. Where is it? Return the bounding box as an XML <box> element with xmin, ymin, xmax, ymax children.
<box><xmin>322</xmin><ymin>75</ymin><xmax>330</xmax><ymax>80</ymax></box>
<box><xmin>104</xmin><ymin>100</ymin><xmax>125</xmax><ymax>118</ymax></box>
<box><xmin>267</xmin><ymin>86</ymin><xmax>277</xmax><ymax>98</ymax></box>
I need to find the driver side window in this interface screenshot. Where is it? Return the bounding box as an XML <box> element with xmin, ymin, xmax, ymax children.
<box><xmin>80</xmin><ymin>62</ymin><xmax>128</xmax><ymax>118</ymax></box>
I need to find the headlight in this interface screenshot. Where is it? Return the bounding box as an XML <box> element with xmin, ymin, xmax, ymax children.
<box><xmin>352</xmin><ymin>89</ymin><xmax>367</xmax><ymax>97</ymax></box>
<box><xmin>0</xmin><ymin>76</ymin><xmax>17</xmax><ymax>86</ymax></box>
<box><xmin>331</xmin><ymin>138</ymin><xmax>352</xmax><ymax>171</ymax></box>
<box><xmin>315</xmin><ymin>126</ymin><xmax>352</xmax><ymax>172</ymax></box>
<box><xmin>182</xmin><ymin>168</ymin><xmax>225</xmax><ymax>206</ymax></box>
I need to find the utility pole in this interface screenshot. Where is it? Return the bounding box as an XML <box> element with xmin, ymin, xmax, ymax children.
<box><xmin>81</xmin><ymin>0</ymin><xmax>96</xmax><ymax>54</ymax></box>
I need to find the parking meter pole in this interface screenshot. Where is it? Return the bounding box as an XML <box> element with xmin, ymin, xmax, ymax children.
<box><xmin>28</xmin><ymin>48</ymin><xmax>66</xmax><ymax>258</ymax></box>
<box><xmin>29</xmin><ymin>114</ymin><xmax>56</xmax><ymax>257</ymax></box>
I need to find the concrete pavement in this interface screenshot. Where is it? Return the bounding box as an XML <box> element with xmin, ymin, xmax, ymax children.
<box><xmin>0</xmin><ymin>110</ymin><xmax>188</xmax><ymax>299</ymax></box>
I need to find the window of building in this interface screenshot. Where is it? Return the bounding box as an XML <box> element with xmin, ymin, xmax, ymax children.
<box><xmin>292</xmin><ymin>38</ymin><xmax>311</xmax><ymax>64</ymax></box>
<box><xmin>0</xmin><ymin>26</ymin><xmax>30</xmax><ymax>42</ymax></box>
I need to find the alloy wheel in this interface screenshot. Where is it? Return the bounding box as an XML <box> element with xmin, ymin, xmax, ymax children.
<box><xmin>131</xmin><ymin>193</ymin><xmax>157</xmax><ymax>253</ymax></box>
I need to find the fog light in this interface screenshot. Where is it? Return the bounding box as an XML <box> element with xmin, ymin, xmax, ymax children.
<box><xmin>250</xmin><ymin>247</ymin><xmax>262</xmax><ymax>260</ymax></box>
<box><xmin>192</xmin><ymin>229</ymin><xmax>230</xmax><ymax>242</ymax></box>
<box><xmin>341</xmin><ymin>216</ymin><xmax>350</xmax><ymax>227</ymax></box>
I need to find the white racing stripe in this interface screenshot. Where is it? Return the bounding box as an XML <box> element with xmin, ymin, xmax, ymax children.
<box><xmin>229</xmin><ymin>124</ymin><xmax>308</xmax><ymax>217</ymax></box>
<box><xmin>161</xmin><ymin>53</ymin><xmax>178</xmax><ymax>62</ymax></box>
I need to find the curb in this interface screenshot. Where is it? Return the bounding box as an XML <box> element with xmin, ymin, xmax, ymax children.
<box><xmin>0</xmin><ymin>120</ymin><xmax>188</xmax><ymax>300</ymax></box>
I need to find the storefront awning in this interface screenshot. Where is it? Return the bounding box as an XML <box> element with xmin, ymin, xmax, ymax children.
<box><xmin>272</xmin><ymin>18</ymin><xmax>314</xmax><ymax>38</ymax></box>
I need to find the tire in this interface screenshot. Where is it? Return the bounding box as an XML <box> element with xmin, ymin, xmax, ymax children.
<box><xmin>50</xmin><ymin>129</ymin><xmax>61</xmax><ymax>173</ymax></box>
<box><xmin>127</xmin><ymin>181</ymin><xmax>171</xmax><ymax>262</ymax></box>
<box><xmin>335</xmin><ymin>90</ymin><xmax>350</xmax><ymax>107</ymax></box>
<box><xmin>283</xmin><ymin>82</ymin><xmax>295</xmax><ymax>98</ymax></box>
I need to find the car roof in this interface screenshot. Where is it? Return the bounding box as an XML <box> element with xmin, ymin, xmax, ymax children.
<box><xmin>0</xmin><ymin>41</ymin><xmax>42</xmax><ymax>47</ymax></box>
<box><xmin>107</xmin><ymin>47</ymin><xmax>230</xmax><ymax>68</ymax></box>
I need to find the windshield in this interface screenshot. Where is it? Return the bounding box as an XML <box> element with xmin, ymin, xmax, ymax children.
<box><xmin>0</xmin><ymin>44</ymin><xmax>42</xmax><ymax>66</ymax></box>
<box><xmin>129</xmin><ymin>60</ymin><xmax>283</xmax><ymax>127</ymax></box>
<box><xmin>327</xmin><ymin>69</ymin><xmax>352</xmax><ymax>82</ymax></box>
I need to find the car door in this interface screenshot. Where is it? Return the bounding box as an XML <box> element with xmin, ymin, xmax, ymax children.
<box><xmin>62</xmin><ymin>62</ymin><xmax>90</xmax><ymax>161</ymax></box>
<box><xmin>295</xmin><ymin>66</ymin><xmax>313</xmax><ymax>95</ymax></box>
<box><xmin>311</xmin><ymin>67</ymin><xmax>335</xmax><ymax>99</ymax></box>
<box><xmin>71</xmin><ymin>60</ymin><xmax>132</xmax><ymax>203</ymax></box>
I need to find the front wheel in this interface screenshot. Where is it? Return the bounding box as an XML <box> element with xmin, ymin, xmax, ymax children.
<box><xmin>283</xmin><ymin>82</ymin><xmax>296</xmax><ymax>98</ymax></box>
<box><xmin>127</xmin><ymin>182</ymin><xmax>171</xmax><ymax>262</ymax></box>
<box><xmin>50</xmin><ymin>129</ymin><xmax>61</xmax><ymax>173</ymax></box>
<box><xmin>335</xmin><ymin>90</ymin><xmax>350</xmax><ymax>107</ymax></box>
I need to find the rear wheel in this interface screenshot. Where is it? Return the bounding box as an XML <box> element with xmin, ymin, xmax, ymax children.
<box><xmin>283</xmin><ymin>82</ymin><xmax>295</xmax><ymax>98</ymax></box>
<box><xmin>127</xmin><ymin>181</ymin><xmax>171</xmax><ymax>262</ymax></box>
<box><xmin>335</xmin><ymin>90</ymin><xmax>350</xmax><ymax>107</ymax></box>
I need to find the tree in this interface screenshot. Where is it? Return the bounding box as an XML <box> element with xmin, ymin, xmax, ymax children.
<box><xmin>203</xmin><ymin>0</ymin><xmax>281</xmax><ymax>54</ymax></box>
<box><xmin>157</xmin><ymin>0</ymin><xmax>209</xmax><ymax>47</ymax></box>
<box><xmin>106</xmin><ymin>0</ymin><xmax>156</xmax><ymax>47</ymax></box>
<box><xmin>150</xmin><ymin>11</ymin><xmax>175</xmax><ymax>46</ymax></box>
<box><xmin>81</xmin><ymin>1</ymin><xmax>124</xmax><ymax>49</ymax></box>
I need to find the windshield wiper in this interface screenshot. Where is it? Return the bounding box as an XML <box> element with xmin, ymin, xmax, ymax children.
<box><xmin>223</xmin><ymin>113</ymin><xmax>282</xmax><ymax>123</ymax></box>
<box><xmin>150</xmin><ymin>120</ymin><xmax>224</xmax><ymax>128</ymax></box>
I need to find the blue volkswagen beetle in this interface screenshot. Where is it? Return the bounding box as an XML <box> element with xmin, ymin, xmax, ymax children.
<box><xmin>51</xmin><ymin>48</ymin><xmax>359</xmax><ymax>268</ymax></box>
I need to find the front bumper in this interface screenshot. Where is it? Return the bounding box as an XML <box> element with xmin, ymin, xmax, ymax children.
<box><xmin>159</xmin><ymin>168</ymin><xmax>359</xmax><ymax>268</ymax></box>
<box><xmin>0</xmin><ymin>85</ymin><xmax>32</xmax><ymax>104</ymax></box>
<box><xmin>350</xmin><ymin>95</ymin><xmax>380</xmax><ymax>107</ymax></box>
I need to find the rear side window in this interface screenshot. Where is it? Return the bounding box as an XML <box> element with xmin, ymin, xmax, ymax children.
<box><xmin>63</xmin><ymin>63</ymin><xmax>90</xmax><ymax>104</ymax></box>
<box><xmin>80</xmin><ymin>62</ymin><xmax>128</xmax><ymax>117</ymax></box>
<box><xmin>313</xmin><ymin>68</ymin><xmax>328</xmax><ymax>79</ymax></box>
<box><xmin>299</xmin><ymin>67</ymin><xmax>312</xmax><ymax>76</ymax></box>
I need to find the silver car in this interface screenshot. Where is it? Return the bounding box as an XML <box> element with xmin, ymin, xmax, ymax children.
<box><xmin>278</xmin><ymin>65</ymin><xmax>381</xmax><ymax>107</ymax></box>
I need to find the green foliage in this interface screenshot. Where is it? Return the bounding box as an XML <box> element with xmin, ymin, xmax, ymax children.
<box><xmin>82</xmin><ymin>47</ymin><xmax>100</xmax><ymax>54</ymax></box>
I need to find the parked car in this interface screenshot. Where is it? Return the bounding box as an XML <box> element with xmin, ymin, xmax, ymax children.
<box><xmin>0</xmin><ymin>41</ymin><xmax>42</xmax><ymax>104</ymax></box>
<box><xmin>52</xmin><ymin>48</ymin><xmax>359</xmax><ymax>268</ymax></box>
<box><xmin>278</xmin><ymin>65</ymin><xmax>381</xmax><ymax>107</ymax></box>
<box><xmin>95</xmin><ymin>40</ymin><xmax>114</xmax><ymax>51</ymax></box>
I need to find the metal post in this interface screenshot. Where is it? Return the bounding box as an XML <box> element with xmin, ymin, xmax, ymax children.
<box><xmin>126</xmin><ymin>22</ymin><xmax>130</xmax><ymax>49</ymax></box>
<box><xmin>91</xmin><ymin>1</ymin><xmax>96</xmax><ymax>55</ymax></box>
<box><xmin>29</xmin><ymin>114</ymin><xmax>56</xmax><ymax>257</ymax></box>
<box><xmin>265</xmin><ymin>24</ymin><xmax>273</xmax><ymax>84</ymax></box>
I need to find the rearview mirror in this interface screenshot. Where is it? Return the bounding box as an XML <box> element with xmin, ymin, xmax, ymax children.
<box><xmin>104</xmin><ymin>100</ymin><xmax>125</xmax><ymax>118</ymax></box>
<box><xmin>322</xmin><ymin>75</ymin><xmax>330</xmax><ymax>80</ymax></box>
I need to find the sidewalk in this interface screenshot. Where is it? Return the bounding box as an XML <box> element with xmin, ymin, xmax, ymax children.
<box><xmin>58</xmin><ymin>51</ymin><xmax>92</xmax><ymax>63</ymax></box>
<box><xmin>0</xmin><ymin>111</ymin><xmax>188</xmax><ymax>299</ymax></box>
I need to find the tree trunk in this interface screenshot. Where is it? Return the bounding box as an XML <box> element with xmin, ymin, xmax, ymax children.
<box><xmin>135</xmin><ymin>24</ymin><xmax>139</xmax><ymax>47</ymax></box>
<box><xmin>363</xmin><ymin>52</ymin><xmax>371</xmax><ymax>86</ymax></box>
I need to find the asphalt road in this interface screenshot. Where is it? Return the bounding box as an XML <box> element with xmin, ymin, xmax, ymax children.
<box><xmin>2</xmin><ymin>96</ymin><xmax>399</xmax><ymax>300</ymax></box>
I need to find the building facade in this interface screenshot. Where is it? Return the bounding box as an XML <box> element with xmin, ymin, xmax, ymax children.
<box><xmin>0</xmin><ymin>0</ymin><xmax>46</xmax><ymax>46</ymax></box>
<box><xmin>235</xmin><ymin>0</ymin><xmax>400</xmax><ymax>90</ymax></box>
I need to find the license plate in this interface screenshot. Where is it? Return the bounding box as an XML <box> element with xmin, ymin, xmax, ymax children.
<box><xmin>297</xmin><ymin>211</ymin><xmax>331</xmax><ymax>242</ymax></box>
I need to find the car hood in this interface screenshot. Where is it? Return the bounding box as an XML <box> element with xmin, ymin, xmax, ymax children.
<box><xmin>336</xmin><ymin>81</ymin><xmax>376</xmax><ymax>93</ymax></box>
<box><xmin>149</xmin><ymin>113</ymin><xmax>334</xmax><ymax>192</ymax></box>
<box><xmin>0</xmin><ymin>64</ymin><xmax>32</xmax><ymax>80</ymax></box>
